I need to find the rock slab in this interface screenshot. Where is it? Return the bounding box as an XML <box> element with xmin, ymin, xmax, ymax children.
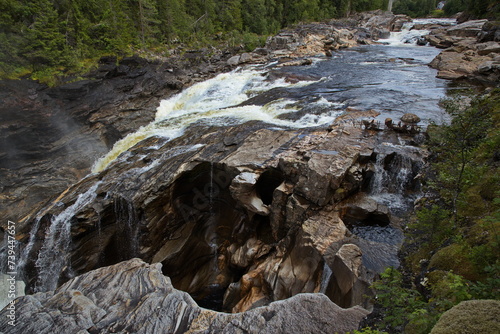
<box><xmin>0</xmin><ymin>258</ymin><xmax>369</xmax><ymax>334</ymax></box>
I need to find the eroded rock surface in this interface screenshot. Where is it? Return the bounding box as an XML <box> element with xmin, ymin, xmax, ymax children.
<box><xmin>0</xmin><ymin>259</ymin><xmax>370</xmax><ymax>333</ymax></box>
<box><xmin>0</xmin><ymin>54</ymin><xmax>235</xmax><ymax>224</ymax></box>
<box><xmin>426</xmin><ymin>20</ymin><xmax>500</xmax><ymax>85</ymax></box>
<box><xmin>13</xmin><ymin>109</ymin><xmax>426</xmax><ymax>315</ymax></box>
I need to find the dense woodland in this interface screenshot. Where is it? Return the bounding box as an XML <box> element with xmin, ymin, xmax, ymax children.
<box><xmin>0</xmin><ymin>0</ymin><xmax>497</xmax><ymax>81</ymax></box>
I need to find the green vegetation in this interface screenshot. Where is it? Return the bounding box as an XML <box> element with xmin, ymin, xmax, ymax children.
<box><xmin>392</xmin><ymin>0</ymin><xmax>500</xmax><ymax>18</ymax></box>
<box><xmin>0</xmin><ymin>0</ymin><xmax>387</xmax><ymax>83</ymax></box>
<box><xmin>443</xmin><ymin>0</ymin><xmax>500</xmax><ymax>20</ymax></box>
<box><xmin>430</xmin><ymin>300</ymin><xmax>500</xmax><ymax>334</ymax></box>
<box><xmin>364</xmin><ymin>89</ymin><xmax>500</xmax><ymax>333</ymax></box>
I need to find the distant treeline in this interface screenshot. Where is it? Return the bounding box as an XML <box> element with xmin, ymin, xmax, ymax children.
<box><xmin>0</xmin><ymin>0</ymin><xmax>387</xmax><ymax>78</ymax></box>
<box><xmin>394</xmin><ymin>0</ymin><xmax>499</xmax><ymax>19</ymax></box>
<box><xmin>0</xmin><ymin>0</ymin><xmax>496</xmax><ymax>80</ymax></box>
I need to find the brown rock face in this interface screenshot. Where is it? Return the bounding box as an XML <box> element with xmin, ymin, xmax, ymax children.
<box><xmin>426</xmin><ymin>19</ymin><xmax>500</xmax><ymax>86</ymax></box>
<box><xmin>0</xmin><ymin>54</ymin><xmax>234</xmax><ymax>225</ymax></box>
<box><xmin>15</xmin><ymin>110</ymin><xmax>426</xmax><ymax>315</ymax></box>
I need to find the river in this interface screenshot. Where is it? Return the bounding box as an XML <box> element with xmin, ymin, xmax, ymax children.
<box><xmin>2</xmin><ymin>19</ymin><xmax>456</xmax><ymax>306</ymax></box>
<box><xmin>92</xmin><ymin>21</ymin><xmax>451</xmax><ymax>173</ymax></box>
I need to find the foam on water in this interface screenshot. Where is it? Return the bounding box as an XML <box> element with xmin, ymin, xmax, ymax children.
<box><xmin>92</xmin><ymin>68</ymin><xmax>333</xmax><ymax>173</ymax></box>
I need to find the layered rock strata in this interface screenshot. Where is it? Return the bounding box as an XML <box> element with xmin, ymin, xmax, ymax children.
<box><xmin>0</xmin><ymin>259</ymin><xmax>370</xmax><ymax>333</ymax></box>
<box><xmin>425</xmin><ymin>20</ymin><xmax>500</xmax><ymax>85</ymax></box>
<box><xmin>14</xmin><ymin>108</ymin><xmax>425</xmax><ymax>319</ymax></box>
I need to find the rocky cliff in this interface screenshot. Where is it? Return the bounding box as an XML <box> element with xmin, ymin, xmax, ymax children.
<box><xmin>13</xmin><ymin>107</ymin><xmax>425</xmax><ymax>320</ymax></box>
<box><xmin>0</xmin><ymin>11</ymin><xmax>453</xmax><ymax>333</ymax></box>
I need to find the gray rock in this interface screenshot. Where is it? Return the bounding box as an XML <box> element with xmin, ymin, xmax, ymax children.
<box><xmin>239</xmin><ymin>53</ymin><xmax>252</xmax><ymax>63</ymax></box>
<box><xmin>446</xmin><ymin>19</ymin><xmax>487</xmax><ymax>38</ymax></box>
<box><xmin>477</xmin><ymin>42</ymin><xmax>500</xmax><ymax>56</ymax></box>
<box><xmin>0</xmin><ymin>259</ymin><xmax>369</xmax><ymax>334</ymax></box>
<box><xmin>227</xmin><ymin>55</ymin><xmax>241</xmax><ymax>66</ymax></box>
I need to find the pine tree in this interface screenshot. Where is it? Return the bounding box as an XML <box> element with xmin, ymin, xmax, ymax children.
<box><xmin>24</xmin><ymin>0</ymin><xmax>70</xmax><ymax>69</ymax></box>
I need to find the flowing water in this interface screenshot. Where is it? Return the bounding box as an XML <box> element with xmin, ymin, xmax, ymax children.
<box><xmin>31</xmin><ymin>182</ymin><xmax>101</xmax><ymax>292</ymax></box>
<box><xmin>92</xmin><ymin>21</ymin><xmax>451</xmax><ymax>173</ymax></box>
<box><xmin>12</xmin><ymin>19</ymin><xmax>457</xmax><ymax>293</ymax></box>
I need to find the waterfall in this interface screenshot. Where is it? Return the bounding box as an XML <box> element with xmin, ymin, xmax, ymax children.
<box><xmin>33</xmin><ymin>182</ymin><xmax>101</xmax><ymax>292</ymax></box>
<box><xmin>369</xmin><ymin>151</ymin><xmax>421</xmax><ymax>215</ymax></box>
<box><xmin>379</xmin><ymin>18</ymin><xmax>456</xmax><ymax>46</ymax></box>
<box><xmin>91</xmin><ymin>68</ymin><xmax>341</xmax><ymax>173</ymax></box>
<box><xmin>17</xmin><ymin>217</ymin><xmax>42</xmax><ymax>279</ymax></box>
<box><xmin>114</xmin><ymin>197</ymin><xmax>140</xmax><ymax>258</ymax></box>
<box><xmin>370</xmin><ymin>153</ymin><xmax>416</xmax><ymax>195</ymax></box>
<box><xmin>320</xmin><ymin>262</ymin><xmax>333</xmax><ymax>294</ymax></box>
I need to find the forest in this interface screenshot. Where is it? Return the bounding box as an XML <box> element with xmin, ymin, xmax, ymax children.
<box><xmin>0</xmin><ymin>0</ymin><xmax>497</xmax><ymax>81</ymax></box>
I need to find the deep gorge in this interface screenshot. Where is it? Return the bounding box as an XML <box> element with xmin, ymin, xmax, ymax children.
<box><xmin>1</xmin><ymin>12</ymin><xmax>498</xmax><ymax>334</ymax></box>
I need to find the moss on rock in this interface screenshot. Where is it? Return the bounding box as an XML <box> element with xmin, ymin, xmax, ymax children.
<box><xmin>429</xmin><ymin>244</ymin><xmax>480</xmax><ymax>280</ymax></box>
<box><xmin>430</xmin><ymin>299</ymin><xmax>500</xmax><ymax>334</ymax></box>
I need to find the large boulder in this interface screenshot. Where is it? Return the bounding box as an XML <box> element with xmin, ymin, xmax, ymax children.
<box><xmin>446</xmin><ymin>20</ymin><xmax>488</xmax><ymax>38</ymax></box>
<box><xmin>0</xmin><ymin>258</ymin><xmax>370</xmax><ymax>334</ymax></box>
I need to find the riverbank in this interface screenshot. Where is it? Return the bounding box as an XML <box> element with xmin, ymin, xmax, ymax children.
<box><xmin>0</xmin><ymin>11</ymin><xmax>498</xmax><ymax>334</ymax></box>
<box><xmin>0</xmin><ymin>10</ymin><xmax>414</xmax><ymax>224</ymax></box>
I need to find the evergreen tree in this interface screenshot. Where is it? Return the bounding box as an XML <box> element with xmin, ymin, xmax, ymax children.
<box><xmin>156</xmin><ymin>0</ymin><xmax>191</xmax><ymax>41</ymax></box>
<box><xmin>133</xmin><ymin>0</ymin><xmax>160</xmax><ymax>46</ymax></box>
<box><xmin>216</xmin><ymin>0</ymin><xmax>243</xmax><ymax>32</ymax></box>
<box><xmin>24</xmin><ymin>0</ymin><xmax>70</xmax><ymax>69</ymax></box>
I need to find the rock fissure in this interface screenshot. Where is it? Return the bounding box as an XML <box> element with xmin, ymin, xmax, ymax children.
<box><xmin>0</xmin><ymin>10</ymin><xmax>463</xmax><ymax>333</ymax></box>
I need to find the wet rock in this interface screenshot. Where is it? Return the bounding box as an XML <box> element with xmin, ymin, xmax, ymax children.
<box><xmin>401</xmin><ymin>113</ymin><xmax>421</xmax><ymax>124</ymax></box>
<box><xmin>0</xmin><ymin>53</ymin><xmax>235</xmax><ymax>224</ymax></box>
<box><xmin>14</xmin><ymin>114</ymin><xmax>420</xmax><ymax>311</ymax></box>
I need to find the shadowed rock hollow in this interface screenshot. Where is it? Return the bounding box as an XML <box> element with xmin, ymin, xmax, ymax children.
<box><xmin>15</xmin><ymin>111</ymin><xmax>426</xmax><ymax>316</ymax></box>
<box><xmin>0</xmin><ymin>259</ymin><xmax>370</xmax><ymax>333</ymax></box>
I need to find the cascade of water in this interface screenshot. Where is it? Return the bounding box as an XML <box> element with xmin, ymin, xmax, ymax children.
<box><xmin>91</xmin><ymin>69</ymin><xmax>336</xmax><ymax>173</ymax></box>
<box><xmin>33</xmin><ymin>182</ymin><xmax>101</xmax><ymax>292</ymax></box>
<box><xmin>370</xmin><ymin>154</ymin><xmax>387</xmax><ymax>195</ymax></box>
<box><xmin>320</xmin><ymin>262</ymin><xmax>333</xmax><ymax>294</ymax></box>
<box><xmin>114</xmin><ymin>197</ymin><xmax>140</xmax><ymax>258</ymax></box>
<box><xmin>15</xmin><ymin>217</ymin><xmax>41</xmax><ymax>279</ymax></box>
<box><xmin>370</xmin><ymin>153</ymin><xmax>415</xmax><ymax>195</ymax></box>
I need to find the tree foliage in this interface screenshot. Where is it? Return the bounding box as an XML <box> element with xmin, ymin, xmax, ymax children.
<box><xmin>392</xmin><ymin>0</ymin><xmax>500</xmax><ymax>18</ymax></box>
<box><xmin>0</xmin><ymin>0</ymin><xmax>390</xmax><ymax>80</ymax></box>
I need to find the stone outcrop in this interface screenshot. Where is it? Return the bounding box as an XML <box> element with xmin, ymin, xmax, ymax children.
<box><xmin>263</xmin><ymin>11</ymin><xmax>411</xmax><ymax>61</ymax></box>
<box><xmin>0</xmin><ymin>53</ymin><xmax>237</xmax><ymax>225</ymax></box>
<box><xmin>426</xmin><ymin>20</ymin><xmax>500</xmax><ymax>85</ymax></box>
<box><xmin>12</xmin><ymin>105</ymin><xmax>425</xmax><ymax>316</ymax></box>
<box><xmin>0</xmin><ymin>11</ymin><xmax>436</xmax><ymax>331</ymax></box>
<box><xmin>0</xmin><ymin>259</ymin><xmax>370</xmax><ymax>334</ymax></box>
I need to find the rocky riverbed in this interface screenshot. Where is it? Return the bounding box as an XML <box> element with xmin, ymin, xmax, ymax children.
<box><xmin>1</xmin><ymin>10</ymin><xmax>498</xmax><ymax>334</ymax></box>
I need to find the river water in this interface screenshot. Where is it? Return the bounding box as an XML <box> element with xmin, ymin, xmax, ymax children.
<box><xmin>1</xmin><ymin>19</ymin><xmax>456</xmax><ymax>300</ymax></box>
<box><xmin>93</xmin><ymin>21</ymin><xmax>451</xmax><ymax>172</ymax></box>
